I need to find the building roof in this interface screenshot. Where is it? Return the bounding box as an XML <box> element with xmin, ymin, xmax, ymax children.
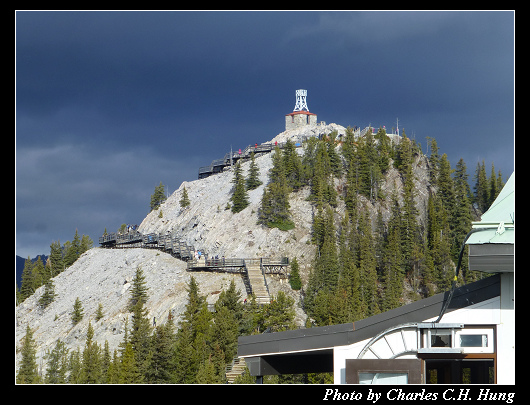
<box><xmin>238</xmin><ymin>275</ymin><xmax>500</xmax><ymax>370</ymax></box>
<box><xmin>466</xmin><ymin>172</ymin><xmax>514</xmax><ymax>272</ymax></box>
<box><xmin>285</xmin><ymin>111</ymin><xmax>317</xmax><ymax>116</ymax></box>
<box><xmin>467</xmin><ymin>172</ymin><xmax>514</xmax><ymax>245</ymax></box>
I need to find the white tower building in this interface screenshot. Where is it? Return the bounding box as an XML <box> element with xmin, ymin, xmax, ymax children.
<box><xmin>285</xmin><ymin>89</ymin><xmax>317</xmax><ymax>131</ymax></box>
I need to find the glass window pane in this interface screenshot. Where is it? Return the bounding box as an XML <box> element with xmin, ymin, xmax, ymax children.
<box><xmin>460</xmin><ymin>334</ymin><xmax>487</xmax><ymax>347</ymax></box>
<box><xmin>359</xmin><ymin>372</ymin><xmax>408</xmax><ymax>384</ymax></box>
<box><xmin>431</xmin><ymin>330</ymin><xmax>452</xmax><ymax>347</ymax></box>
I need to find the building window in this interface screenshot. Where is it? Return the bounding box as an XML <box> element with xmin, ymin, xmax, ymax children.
<box><xmin>345</xmin><ymin>359</ymin><xmax>421</xmax><ymax>384</ymax></box>
<box><xmin>455</xmin><ymin>328</ymin><xmax>494</xmax><ymax>353</ymax></box>
<box><xmin>359</xmin><ymin>372</ymin><xmax>408</xmax><ymax>384</ymax></box>
<box><xmin>430</xmin><ymin>329</ymin><xmax>452</xmax><ymax>348</ymax></box>
<box><xmin>459</xmin><ymin>334</ymin><xmax>487</xmax><ymax>347</ymax></box>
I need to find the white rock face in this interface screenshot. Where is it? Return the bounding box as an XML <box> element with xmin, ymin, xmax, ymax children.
<box><xmin>15</xmin><ymin>247</ymin><xmax>249</xmax><ymax>370</ymax></box>
<box><xmin>270</xmin><ymin>123</ymin><xmax>347</xmax><ymax>144</ymax></box>
<box><xmin>138</xmin><ymin>147</ymin><xmax>316</xmax><ymax>263</ymax></box>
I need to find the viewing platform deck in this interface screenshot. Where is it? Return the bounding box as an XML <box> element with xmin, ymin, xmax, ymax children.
<box><xmin>99</xmin><ymin>230</ymin><xmax>289</xmax><ymax>303</ymax></box>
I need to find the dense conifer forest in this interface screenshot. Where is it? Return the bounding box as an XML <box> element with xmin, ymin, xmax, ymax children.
<box><xmin>17</xmin><ymin>230</ymin><xmax>93</xmax><ymax>306</ymax></box>
<box><xmin>16</xmin><ymin>128</ymin><xmax>505</xmax><ymax>384</ymax></box>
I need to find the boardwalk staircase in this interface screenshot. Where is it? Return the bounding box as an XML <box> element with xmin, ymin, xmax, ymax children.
<box><xmin>244</xmin><ymin>259</ymin><xmax>270</xmax><ymax>305</ymax></box>
<box><xmin>225</xmin><ymin>357</ymin><xmax>247</xmax><ymax>383</ymax></box>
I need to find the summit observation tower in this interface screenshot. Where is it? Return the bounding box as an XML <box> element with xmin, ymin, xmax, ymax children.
<box><xmin>285</xmin><ymin>89</ymin><xmax>317</xmax><ymax>131</ymax></box>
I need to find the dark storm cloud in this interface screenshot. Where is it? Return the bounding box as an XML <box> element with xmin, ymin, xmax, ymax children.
<box><xmin>16</xmin><ymin>141</ymin><xmax>201</xmax><ymax>256</ymax></box>
<box><xmin>16</xmin><ymin>11</ymin><xmax>514</xmax><ymax>257</ymax></box>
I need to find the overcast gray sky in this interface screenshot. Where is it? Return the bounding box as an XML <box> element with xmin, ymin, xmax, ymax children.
<box><xmin>16</xmin><ymin>11</ymin><xmax>514</xmax><ymax>258</ymax></box>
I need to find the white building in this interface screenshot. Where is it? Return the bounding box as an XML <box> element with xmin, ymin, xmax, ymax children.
<box><xmin>238</xmin><ymin>173</ymin><xmax>514</xmax><ymax>384</ymax></box>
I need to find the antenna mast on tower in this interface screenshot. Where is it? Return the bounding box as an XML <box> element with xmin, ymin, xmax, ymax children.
<box><xmin>293</xmin><ymin>89</ymin><xmax>309</xmax><ymax>112</ymax></box>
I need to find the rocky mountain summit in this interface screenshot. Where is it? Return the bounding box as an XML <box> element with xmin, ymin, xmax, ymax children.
<box><xmin>16</xmin><ymin>122</ymin><xmax>434</xmax><ymax>372</ymax></box>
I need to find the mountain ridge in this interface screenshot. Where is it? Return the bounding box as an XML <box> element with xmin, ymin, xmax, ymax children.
<box><xmin>16</xmin><ymin>123</ymin><xmax>435</xmax><ymax>372</ymax></box>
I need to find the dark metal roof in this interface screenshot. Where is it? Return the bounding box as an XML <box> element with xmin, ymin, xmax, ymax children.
<box><xmin>238</xmin><ymin>274</ymin><xmax>500</xmax><ymax>361</ymax></box>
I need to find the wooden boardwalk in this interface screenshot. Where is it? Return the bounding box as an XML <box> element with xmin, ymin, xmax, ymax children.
<box><xmin>99</xmin><ymin>231</ymin><xmax>289</xmax><ymax>302</ymax></box>
<box><xmin>197</xmin><ymin>125</ymin><xmax>370</xmax><ymax>180</ymax></box>
<box><xmin>198</xmin><ymin>138</ymin><xmax>309</xmax><ymax>179</ymax></box>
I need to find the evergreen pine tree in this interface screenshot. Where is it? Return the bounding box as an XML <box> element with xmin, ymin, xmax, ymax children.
<box><xmin>375</xmin><ymin>126</ymin><xmax>390</xmax><ymax>173</ymax></box>
<box><xmin>426</xmin><ymin>137</ymin><xmax>440</xmax><ymax>188</ymax></box>
<box><xmin>182</xmin><ymin>276</ymin><xmax>206</xmax><ymax>332</ymax></box>
<box><xmin>246</xmin><ymin>152</ymin><xmax>263</xmax><ymax>190</ymax></box>
<box><xmin>119</xmin><ymin>342</ymin><xmax>143</xmax><ymax>383</ymax></box>
<box><xmin>282</xmin><ymin>140</ymin><xmax>304</xmax><ymax>190</ymax></box>
<box><xmin>129</xmin><ymin>299</ymin><xmax>152</xmax><ymax>379</ymax></box>
<box><xmin>67</xmin><ymin>347</ymin><xmax>82</xmax><ymax>383</ymax></box>
<box><xmin>357</xmin><ymin>130</ymin><xmax>381</xmax><ymax>201</ymax></box>
<box><xmin>101</xmin><ymin>340</ymin><xmax>111</xmax><ymax>384</ymax></box>
<box><xmin>438</xmin><ymin>154</ymin><xmax>455</xmax><ymax>217</ymax></box>
<box><xmin>64</xmin><ymin>229</ymin><xmax>81</xmax><ymax>268</ymax></box>
<box><xmin>49</xmin><ymin>240</ymin><xmax>64</xmax><ymax>277</ymax></box>
<box><xmin>242</xmin><ymin>294</ymin><xmax>266</xmax><ymax>334</ymax></box>
<box><xmin>400</xmin><ymin>147</ymin><xmax>419</xmax><ymax>266</ymax></box>
<box><xmin>44</xmin><ymin>339</ymin><xmax>69</xmax><ymax>384</ymax></box>
<box><xmin>148</xmin><ymin>319</ymin><xmax>176</xmax><ymax>383</ymax></box>
<box><xmin>196</xmin><ymin>356</ymin><xmax>222</xmax><ymax>384</ymax></box>
<box><xmin>107</xmin><ymin>349</ymin><xmax>120</xmax><ymax>384</ymax></box>
<box><xmin>71</xmin><ymin>297</ymin><xmax>84</xmax><ymax>325</ymax></box>
<box><xmin>473</xmin><ymin>160</ymin><xmax>489</xmax><ymax>213</ymax></box>
<box><xmin>179</xmin><ymin>186</ymin><xmax>191</xmax><ymax>208</ymax></box>
<box><xmin>453</xmin><ymin>158</ymin><xmax>473</xmax><ymax>281</ymax></box>
<box><xmin>230</xmin><ymin>161</ymin><xmax>250</xmax><ymax>213</ymax></box>
<box><xmin>382</xmin><ymin>224</ymin><xmax>403</xmax><ymax>311</ymax></box>
<box><xmin>288</xmin><ymin>257</ymin><xmax>302</xmax><ymax>290</ymax></box>
<box><xmin>394</xmin><ymin>131</ymin><xmax>411</xmax><ymax>174</ymax></box>
<box><xmin>317</xmin><ymin>206</ymin><xmax>340</xmax><ymax>292</ymax></box>
<box><xmin>215</xmin><ymin>280</ymin><xmax>243</xmax><ymax>326</ymax></box>
<box><xmin>95</xmin><ymin>303</ymin><xmax>104</xmax><ymax>321</ymax></box>
<box><xmin>150</xmin><ymin>181</ymin><xmax>166</xmax><ymax>212</ymax></box>
<box><xmin>358</xmin><ymin>209</ymin><xmax>380</xmax><ymax>317</ymax></box>
<box><xmin>80</xmin><ymin>321</ymin><xmax>102</xmax><ymax>383</ymax></box>
<box><xmin>305</xmin><ymin>206</ymin><xmax>339</xmax><ymax>319</ymax></box>
<box><xmin>496</xmin><ymin>170</ymin><xmax>505</xmax><ymax>199</ymax></box>
<box><xmin>341</xmin><ymin>126</ymin><xmax>356</xmax><ymax>172</ymax></box>
<box><xmin>258</xmin><ymin>146</ymin><xmax>293</xmax><ymax>230</ymax></box>
<box><xmin>337</xmin><ymin>212</ymin><xmax>362</xmax><ymax>322</ymax></box>
<box><xmin>310</xmin><ymin>140</ymin><xmax>337</xmax><ymax>207</ymax></box>
<box><xmin>173</xmin><ymin>322</ymin><xmax>196</xmax><ymax>383</ymax></box>
<box><xmin>20</xmin><ymin>257</ymin><xmax>35</xmax><ymax>301</ymax></box>
<box><xmin>263</xmin><ymin>291</ymin><xmax>296</xmax><ymax>332</ymax></box>
<box><xmin>31</xmin><ymin>256</ymin><xmax>45</xmax><ymax>294</ymax></box>
<box><xmin>327</xmin><ymin>131</ymin><xmax>343</xmax><ymax>177</ymax></box>
<box><xmin>16</xmin><ymin>324</ymin><xmax>41</xmax><ymax>383</ymax></box>
<box><xmin>128</xmin><ymin>265</ymin><xmax>149</xmax><ymax>311</ymax></box>
<box><xmin>209</xmin><ymin>306</ymin><xmax>238</xmax><ymax>362</ymax></box>
<box><xmin>38</xmin><ymin>278</ymin><xmax>56</xmax><ymax>309</ymax></box>
<box><xmin>80</xmin><ymin>234</ymin><xmax>93</xmax><ymax>255</ymax></box>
